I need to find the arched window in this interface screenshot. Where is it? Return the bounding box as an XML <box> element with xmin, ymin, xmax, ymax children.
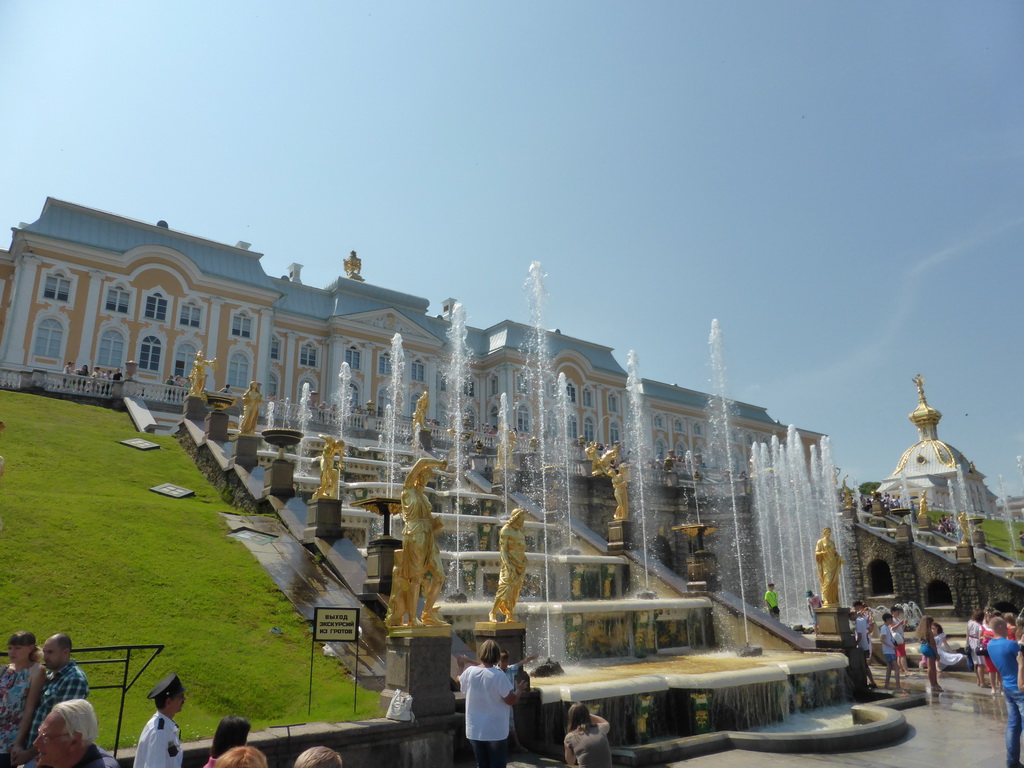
<box><xmin>33</xmin><ymin>318</ymin><xmax>64</xmax><ymax>358</ymax></box>
<box><xmin>97</xmin><ymin>329</ymin><xmax>125</xmax><ymax>367</ymax></box>
<box><xmin>516</xmin><ymin>405</ymin><xmax>530</xmax><ymax>433</ymax></box>
<box><xmin>174</xmin><ymin>343</ymin><xmax>197</xmax><ymax>378</ymax></box>
<box><xmin>227</xmin><ymin>353</ymin><xmax>249</xmax><ymax>388</ymax></box>
<box><xmin>584</xmin><ymin>416</ymin><xmax>595</xmax><ymax>443</ymax></box>
<box><xmin>655</xmin><ymin>439</ymin><xmax>666</xmax><ymax>458</ymax></box>
<box><xmin>345</xmin><ymin>346</ymin><xmax>361</xmax><ymax>370</ymax></box>
<box><xmin>139</xmin><ymin>336</ymin><xmax>162</xmax><ymax>371</ymax></box>
<box><xmin>869</xmin><ymin>560</ymin><xmax>894</xmax><ymax>596</ymax></box>
<box><xmin>105</xmin><ymin>286</ymin><xmax>130</xmax><ymax>313</ymax></box>
<box><xmin>179</xmin><ymin>301</ymin><xmax>202</xmax><ymax>328</ymax></box>
<box><xmin>230</xmin><ymin>312</ymin><xmax>252</xmax><ymax>338</ymax></box>
<box><xmin>566</xmin><ymin>381</ymin><xmax>577</xmax><ymax>403</ymax></box>
<box><xmin>609</xmin><ymin>421</ymin><xmax>620</xmax><ymax>444</ymax></box>
<box><xmin>43</xmin><ymin>273</ymin><xmax>71</xmax><ymax>301</ymax></box>
<box><xmin>143</xmin><ymin>292</ymin><xmax>167</xmax><ymax>321</ymax></box>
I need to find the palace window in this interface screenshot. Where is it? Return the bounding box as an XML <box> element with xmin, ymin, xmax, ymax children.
<box><xmin>609</xmin><ymin>421</ymin><xmax>621</xmax><ymax>444</ymax></box>
<box><xmin>489</xmin><ymin>376</ymin><xmax>499</xmax><ymax>396</ymax></box>
<box><xmin>33</xmin><ymin>318</ymin><xmax>63</xmax><ymax>357</ymax></box>
<box><xmin>582</xmin><ymin>388</ymin><xmax>593</xmax><ymax>408</ymax></box>
<box><xmin>584</xmin><ymin>416</ymin><xmax>595</xmax><ymax>443</ymax></box>
<box><xmin>105</xmin><ymin>287</ymin><xmax>130</xmax><ymax>313</ymax></box>
<box><xmin>515</xmin><ymin>373</ymin><xmax>527</xmax><ymax>394</ymax></box>
<box><xmin>231</xmin><ymin>313</ymin><xmax>252</xmax><ymax>338</ymax></box>
<box><xmin>345</xmin><ymin>347</ymin><xmax>361</xmax><ymax>370</ymax></box>
<box><xmin>267</xmin><ymin>373</ymin><xmax>279</xmax><ymax>398</ymax></box>
<box><xmin>174</xmin><ymin>344</ymin><xmax>197</xmax><ymax>378</ymax></box>
<box><xmin>139</xmin><ymin>336</ymin><xmax>162</xmax><ymax>371</ymax></box>
<box><xmin>566</xmin><ymin>381</ymin><xmax>577</xmax><ymax>403</ymax></box>
<box><xmin>378</xmin><ymin>352</ymin><xmax>392</xmax><ymax>376</ymax></box>
<box><xmin>516</xmin><ymin>405</ymin><xmax>531</xmax><ymax>433</ymax></box>
<box><xmin>693</xmin><ymin>423</ymin><xmax>702</xmax><ymax>436</ymax></box>
<box><xmin>227</xmin><ymin>353</ymin><xmax>249</xmax><ymax>388</ymax></box>
<box><xmin>43</xmin><ymin>274</ymin><xmax>71</xmax><ymax>301</ymax></box>
<box><xmin>144</xmin><ymin>292</ymin><xmax>168</xmax><ymax>322</ymax></box>
<box><xmin>608</xmin><ymin>393</ymin><xmax>619</xmax><ymax>413</ymax></box>
<box><xmin>674</xmin><ymin>419</ymin><xmax>683</xmax><ymax>433</ymax></box>
<box><xmin>270</xmin><ymin>336</ymin><xmax>281</xmax><ymax>360</ymax></box>
<box><xmin>654</xmin><ymin>415</ymin><xmax>664</xmax><ymax>429</ymax></box>
<box><xmin>179</xmin><ymin>302</ymin><xmax>202</xmax><ymax>328</ymax></box>
<box><xmin>462</xmin><ymin>379</ymin><xmax>475</xmax><ymax>397</ymax></box>
<box><xmin>97</xmin><ymin>329</ymin><xmax>125</xmax><ymax>368</ymax></box>
<box><xmin>411</xmin><ymin>361</ymin><xmax>425</xmax><ymax>382</ymax></box>
<box><xmin>568</xmin><ymin>414</ymin><xmax>578</xmax><ymax>438</ymax></box>
<box><xmin>299</xmin><ymin>343</ymin><xmax>318</xmax><ymax>367</ymax></box>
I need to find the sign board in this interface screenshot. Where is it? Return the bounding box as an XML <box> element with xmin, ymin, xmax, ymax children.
<box><xmin>313</xmin><ymin>607</ymin><xmax>359</xmax><ymax>642</ymax></box>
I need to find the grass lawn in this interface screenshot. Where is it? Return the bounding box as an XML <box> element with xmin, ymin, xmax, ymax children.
<box><xmin>927</xmin><ymin>508</ymin><xmax>1024</xmax><ymax>558</ymax></box>
<box><xmin>0</xmin><ymin>391</ymin><xmax>380</xmax><ymax>750</ymax></box>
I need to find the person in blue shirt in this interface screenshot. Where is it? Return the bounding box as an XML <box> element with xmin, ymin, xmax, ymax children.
<box><xmin>986</xmin><ymin>616</ymin><xmax>1024</xmax><ymax>768</ymax></box>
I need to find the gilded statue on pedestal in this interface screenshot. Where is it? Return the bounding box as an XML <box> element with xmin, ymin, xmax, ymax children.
<box><xmin>187</xmin><ymin>352</ymin><xmax>217</xmax><ymax>396</ymax></box>
<box><xmin>958</xmin><ymin>510</ymin><xmax>971</xmax><ymax>545</ymax></box>
<box><xmin>917</xmin><ymin>491</ymin><xmax>930</xmax><ymax>527</ymax></box>
<box><xmin>611</xmin><ymin>464</ymin><xmax>630</xmax><ymax>521</ymax></box>
<box><xmin>385</xmin><ymin>457</ymin><xmax>449</xmax><ymax>628</ymax></box>
<box><xmin>313</xmin><ymin>436</ymin><xmax>345</xmax><ymax>500</ymax></box>
<box><xmin>239</xmin><ymin>381</ymin><xmax>263</xmax><ymax>435</ymax></box>
<box><xmin>412</xmin><ymin>391</ymin><xmax>430</xmax><ymax>433</ymax></box>
<box><xmin>841</xmin><ymin>475</ymin><xmax>853</xmax><ymax>510</ymax></box>
<box><xmin>489</xmin><ymin>509</ymin><xmax>528</xmax><ymax>623</ymax></box>
<box><xmin>814</xmin><ymin>526</ymin><xmax>844</xmax><ymax>607</ymax></box>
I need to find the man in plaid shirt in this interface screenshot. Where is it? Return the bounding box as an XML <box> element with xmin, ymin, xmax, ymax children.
<box><xmin>12</xmin><ymin>634</ymin><xmax>90</xmax><ymax>766</ymax></box>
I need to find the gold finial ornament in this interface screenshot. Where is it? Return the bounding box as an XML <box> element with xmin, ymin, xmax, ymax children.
<box><xmin>814</xmin><ymin>526</ymin><xmax>844</xmax><ymax>607</ymax></box>
<box><xmin>313</xmin><ymin>436</ymin><xmax>345</xmax><ymax>500</ymax></box>
<box><xmin>488</xmin><ymin>508</ymin><xmax>528</xmax><ymax>623</ymax></box>
<box><xmin>385</xmin><ymin>457</ymin><xmax>449</xmax><ymax>629</ymax></box>
<box><xmin>344</xmin><ymin>250</ymin><xmax>365</xmax><ymax>282</ymax></box>
<box><xmin>239</xmin><ymin>381</ymin><xmax>263</xmax><ymax>435</ymax></box>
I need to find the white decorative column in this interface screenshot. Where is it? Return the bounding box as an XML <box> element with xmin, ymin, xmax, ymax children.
<box><xmin>0</xmin><ymin>252</ymin><xmax>41</xmax><ymax>366</ymax></box>
<box><xmin>75</xmin><ymin>269</ymin><xmax>105</xmax><ymax>366</ymax></box>
<box><xmin>256</xmin><ymin>308</ymin><xmax>274</xmax><ymax>386</ymax></box>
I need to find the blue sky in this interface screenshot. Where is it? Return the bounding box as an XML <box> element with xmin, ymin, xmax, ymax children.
<box><xmin>3</xmin><ymin>1</ymin><xmax>1023</xmax><ymax>496</ymax></box>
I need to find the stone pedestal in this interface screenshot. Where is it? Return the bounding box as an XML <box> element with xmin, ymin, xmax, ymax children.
<box><xmin>813</xmin><ymin>605</ymin><xmax>868</xmax><ymax>692</ymax></box>
<box><xmin>686</xmin><ymin>551</ymin><xmax>718</xmax><ymax>589</ymax></box>
<box><xmin>956</xmin><ymin>542</ymin><xmax>976</xmax><ymax>564</ymax></box>
<box><xmin>363</xmin><ymin>537</ymin><xmax>401</xmax><ymax>596</ymax></box>
<box><xmin>382</xmin><ymin>632</ymin><xmax>455</xmax><ymax>718</ymax></box>
<box><xmin>607</xmin><ymin>519</ymin><xmax>634</xmax><ymax>554</ymax></box>
<box><xmin>204</xmin><ymin>410</ymin><xmax>230</xmax><ymax>442</ymax></box>
<box><xmin>184</xmin><ymin>394</ymin><xmax>207</xmax><ymax>420</ymax></box>
<box><xmin>895</xmin><ymin>521</ymin><xmax>914</xmax><ymax>544</ymax></box>
<box><xmin>473</xmin><ymin>623</ymin><xmax>526</xmax><ymax>663</ymax></box>
<box><xmin>972</xmin><ymin>527</ymin><xmax>987</xmax><ymax>548</ymax></box>
<box><xmin>815</xmin><ymin>605</ymin><xmax>852</xmax><ymax>638</ymax></box>
<box><xmin>416</xmin><ymin>428</ymin><xmax>432</xmax><ymax>451</ymax></box>
<box><xmin>917</xmin><ymin>511</ymin><xmax>933</xmax><ymax>531</ymax></box>
<box><xmin>264</xmin><ymin>458</ymin><xmax>296</xmax><ymax>498</ymax></box>
<box><xmin>233</xmin><ymin>434</ymin><xmax>261</xmax><ymax>471</ymax></box>
<box><xmin>304</xmin><ymin>497</ymin><xmax>343</xmax><ymax>542</ymax></box>
<box><xmin>841</xmin><ymin>504</ymin><xmax>856</xmax><ymax>521</ymax></box>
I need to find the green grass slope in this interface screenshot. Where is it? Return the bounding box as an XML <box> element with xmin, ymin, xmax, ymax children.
<box><xmin>0</xmin><ymin>391</ymin><xmax>379</xmax><ymax>749</ymax></box>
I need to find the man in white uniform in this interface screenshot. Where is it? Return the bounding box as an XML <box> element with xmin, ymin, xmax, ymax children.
<box><xmin>134</xmin><ymin>674</ymin><xmax>186</xmax><ymax>768</ymax></box>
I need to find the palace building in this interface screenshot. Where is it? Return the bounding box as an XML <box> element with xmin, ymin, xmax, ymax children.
<box><xmin>0</xmin><ymin>198</ymin><xmax>821</xmax><ymax>464</ymax></box>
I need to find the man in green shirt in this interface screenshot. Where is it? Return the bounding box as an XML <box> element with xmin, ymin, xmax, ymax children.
<box><xmin>764</xmin><ymin>583</ymin><xmax>780</xmax><ymax>619</ymax></box>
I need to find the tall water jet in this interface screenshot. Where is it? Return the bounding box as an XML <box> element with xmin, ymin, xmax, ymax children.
<box><xmin>297</xmin><ymin>383</ymin><xmax>314</xmax><ymax>474</ymax></box>
<box><xmin>526</xmin><ymin>261</ymin><xmax>554</xmax><ymax>657</ymax></box>
<box><xmin>555</xmin><ymin>372</ymin><xmax>576</xmax><ymax>552</ymax></box>
<box><xmin>998</xmin><ymin>475</ymin><xmax>1016</xmax><ymax>560</ymax></box>
<box><xmin>333</xmin><ymin>361</ymin><xmax>352</xmax><ymax>441</ymax></box>
<box><xmin>384</xmin><ymin>333</ymin><xmax>406</xmax><ymax>497</ymax></box>
<box><xmin>445</xmin><ymin>303</ymin><xmax>471</xmax><ymax>593</ymax></box>
<box><xmin>266</xmin><ymin>400</ymin><xmax>276</xmax><ymax>429</ymax></box>
<box><xmin>707</xmin><ymin>319</ymin><xmax>750</xmax><ymax>645</ymax></box>
<box><xmin>498</xmin><ymin>393</ymin><xmax>512</xmax><ymax>515</ymax></box>
<box><xmin>625</xmin><ymin>350</ymin><xmax>652</xmax><ymax>590</ymax></box>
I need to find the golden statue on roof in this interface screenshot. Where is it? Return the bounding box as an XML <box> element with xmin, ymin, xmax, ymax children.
<box><xmin>344</xmin><ymin>250</ymin><xmax>365</xmax><ymax>282</ymax></box>
<box><xmin>912</xmin><ymin>373</ymin><xmax>927</xmax><ymax>403</ymax></box>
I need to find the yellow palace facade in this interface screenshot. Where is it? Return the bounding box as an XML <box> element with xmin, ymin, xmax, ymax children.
<box><xmin>0</xmin><ymin>198</ymin><xmax>820</xmax><ymax>465</ymax></box>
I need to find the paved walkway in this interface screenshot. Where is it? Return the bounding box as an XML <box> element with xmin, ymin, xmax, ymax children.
<box><xmin>462</xmin><ymin>670</ymin><xmax>1014</xmax><ymax>767</ymax></box>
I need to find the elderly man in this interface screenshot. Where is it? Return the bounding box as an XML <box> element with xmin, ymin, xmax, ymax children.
<box><xmin>133</xmin><ymin>674</ymin><xmax>186</xmax><ymax>768</ymax></box>
<box><xmin>15</xmin><ymin>634</ymin><xmax>89</xmax><ymax>766</ymax></box>
<box><xmin>33</xmin><ymin>699</ymin><xmax>117</xmax><ymax>768</ymax></box>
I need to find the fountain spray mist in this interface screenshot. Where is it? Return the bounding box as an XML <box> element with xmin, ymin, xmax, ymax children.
<box><xmin>446</xmin><ymin>303</ymin><xmax>471</xmax><ymax>593</ymax></box>
<box><xmin>384</xmin><ymin>333</ymin><xmax>406</xmax><ymax>496</ymax></box>
<box><xmin>625</xmin><ymin>350</ymin><xmax>652</xmax><ymax>590</ymax></box>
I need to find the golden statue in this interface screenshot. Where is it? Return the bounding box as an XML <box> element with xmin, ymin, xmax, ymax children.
<box><xmin>344</xmin><ymin>250</ymin><xmax>365</xmax><ymax>282</ymax></box>
<box><xmin>586</xmin><ymin>443</ymin><xmax>619</xmax><ymax>477</ymax></box>
<box><xmin>611</xmin><ymin>464</ymin><xmax>630</xmax><ymax>521</ymax></box>
<box><xmin>187</xmin><ymin>352</ymin><xmax>217</xmax><ymax>396</ymax></box>
<box><xmin>239</xmin><ymin>381</ymin><xmax>263</xmax><ymax>435</ymax></box>
<box><xmin>841</xmin><ymin>475</ymin><xmax>853</xmax><ymax>510</ymax></box>
<box><xmin>917</xmin><ymin>490</ymin><xmax>931</xmax><ymax>527</ymax></box>
<box><xmin>913</xmin><ymin>372</ymin><xmax>927</xmax><ymax>403</ymax></box>
<box><xmin>489</xmin><ymin>508</ymin><xmax>528</xmax><ymax>623</ymax></box>
<box><xmin>412</xmin><ymin>391</ymin><xmax>430</xmax><ymax>432</ymax></box>
<box><xmin>313</xmin><ymin>436</ymin><xmax>345</xmax><ymax>500</ymax></box>
<box><xmin>385</xmin><ymin>457</ymin><xmax>449</xmax><ymax>628</ymax></box>
<box><xmin>958</xmin><ymin>510</ymin><xmax>971</xmax><ymax>545</ymax></box>
<box><xmin>814</xmin><ymin>526</ymin><xmax>844</xmax><ymax>607</ymax></box>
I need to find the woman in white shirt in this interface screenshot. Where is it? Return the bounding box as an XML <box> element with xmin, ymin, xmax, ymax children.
<box><xmin>458</xmin><ymin>640</ymin><xmax>526</xmax><ymax>768</ymax></box>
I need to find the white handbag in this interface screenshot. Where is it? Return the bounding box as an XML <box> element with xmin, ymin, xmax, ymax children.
<box><xmin>386</xmin><ymin>689</ymin><xmax>415</xmax><ymax>722</ymax></box>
